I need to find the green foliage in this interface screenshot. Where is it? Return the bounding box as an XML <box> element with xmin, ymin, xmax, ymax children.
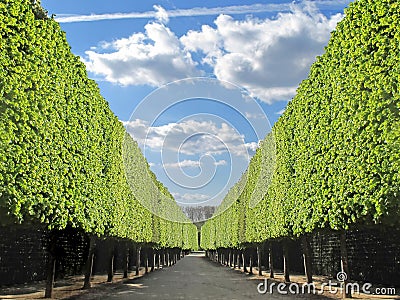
<box><xmin>200</xmin><ymin>217</ymin><xmax>216</xmax><ymax>250</ymax></box>
<box><xmin>0</xmin><ymin>0</ymin><xmax>198</xmax><ymax>250</ymax></box>
<box><xmin>201</xmin><ymin>0</ymin><xmax>400</xmax><ymax>249</ymax></box>
<box><xmin>31</xmin><ymin>0</ymin><xmax>47</xmax><ymax>19</ymax></box>
<box><xmin>286</xmin><ymin>0</ymin><xmax>400</xmax><ymax>233</ymax></box>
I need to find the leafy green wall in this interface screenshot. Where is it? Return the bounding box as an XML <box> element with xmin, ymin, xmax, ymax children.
<box><xmin>0</xmin><ymin>0</ymin><xmax>197</xmax><ymax>249</ymax></box>
<box><xmin>201</xmin><ymin>0</ymin><xmax>399</xmax><ymax>248</ymax></box>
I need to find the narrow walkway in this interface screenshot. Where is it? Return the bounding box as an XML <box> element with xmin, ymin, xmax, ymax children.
<box><xmin>68</xmin><ymin>253</ymin><xmax>324</xmax><ymax>300</ymax></box>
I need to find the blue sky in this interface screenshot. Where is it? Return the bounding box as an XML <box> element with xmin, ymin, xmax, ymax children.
<box><xmin>41</xmin><ymin>0</ymin><xmax>352</xmax><ymax>207</ymax></box>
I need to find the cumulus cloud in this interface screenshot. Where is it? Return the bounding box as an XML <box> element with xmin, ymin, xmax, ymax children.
<box><xmin>122</xmin><ymin>119</ymin><xmax>255</xmax><ymax>158</ymax></box>
<box><xmin>154</xmin><ymin>5</ymin><xmax>169</xmax><ymax>24</ymax></box>
<box><xmin>83</xmin><ymin>22</ymin><xmax>202</xmax><ymax>86</ymax></box>
<box><xmin>84</xmin><ymin>2</ymin><xmax>343</xmax><ymax>103</ymax></box>
<box><xmin>181</xmin><ymin>3</ymin><xmax>343</xmax><ymax>103</ymax></box>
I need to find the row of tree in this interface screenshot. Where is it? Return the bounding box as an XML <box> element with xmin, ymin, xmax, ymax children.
<box><xmin>201</xmin><ymin>0</ymin><xmax>399</xmax><ymax>296</ymax></box>
<box><xmin>0</xmin><ymin>0</ymin><xmax>198</xmax><ymax>297</ymax></box>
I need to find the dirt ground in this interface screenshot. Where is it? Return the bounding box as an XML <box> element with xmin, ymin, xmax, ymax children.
<box><xmin>0</xmin><ymin>252</ymin><xmax>398</xmax><ymax>299</ymax></box>
<box><xmin>0</xmin><ymin>272</ymin><xmax>136</xmax><ymax>299</ymax></box>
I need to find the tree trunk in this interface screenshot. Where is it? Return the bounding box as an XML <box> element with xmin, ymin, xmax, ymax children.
<box><xmin>45</xmin><ymin>231</ymin><xmax>57</xmax><ymax>298</ymax></box>
<box><xmin>242</xmin><ymin>251</ymin><xmax>248</xmax><ymax>273</ymax></box>
<box><xmin>163</xmin><ymin>250</ymin><xmax>166</xmax><ymax>266</ymax></box>
<box><xmin>340</xmin><ymin>231</ymin><xmax>351</xmax><ymax>298</ymax></box>
<box><xmin>83</xmin><ymin>236</ymin><xmax>96</xmax><ymax>289</ymax></box>
<box><xmin>44</xmin><ymin>254</ymin><xmax>56</xmax><ymax>298</ymax></box>
<box><xmin>151</xmin><ymin>249</ymin><xmax>155</xmax><ymax>272</ymax></box>
<box><xmin>283</xmin><ymin>241</ymin><xmax>290</xmax><ymax>282</ymax></box>
<box><xmin>123</xmin><ymin>243</ymin><xmax>129</xmax><ymax>278</ymax></box>
<box><xmin>249</xmin><ymin>249</ymin><xmax>253</xmax><ymax>274</ymax></box>
<box><xmin>135</xmin><ymin>246</ymin><xmax>141</xmax><ymax>276</ymax></box>
<box><xmin>302</xmin><ymin>235</ymin><xmax>313</xmax><ymax>283</ymax></box>
<box><xmin>269</xmin><ymin>242</ymin><xmax>274</xmax><ymax>278</ymax></box>
<box><xmin>144</xmin><ymin>248</ymin><xmax>149</xmax><ymax>274</ymax></box>
<box><xmin>107</xmin><ymin>240</ymin><xmax>115</xmax><ymax>282</ymax></box>
<box><xmin>257</xmin><ymin>245</ymin><xmax>262</xmax><ymax>276</ymax></box>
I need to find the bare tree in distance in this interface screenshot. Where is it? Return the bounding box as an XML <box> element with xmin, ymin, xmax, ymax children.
<box><xmin>182</xmin><ymin>206</ymin><xmax>216</xmax><ymax>228</ymax></box>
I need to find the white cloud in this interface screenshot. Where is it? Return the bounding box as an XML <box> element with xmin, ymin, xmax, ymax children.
<box><xmin>164</xmin><ymin>159</ymin><xmax>227</xmax><ymax>169</ymax></box>
<box><xmin>83</xmin><ymin>22</ymin><xmax>202</xmax><ymax>86</ymax></box>
<box><xmin>154</xmin><ymin>5</ymin><xmax>169</xmax><ymax>24</ymax></box>
<box><xmin>244</xmin><ymin>112</ymin><xmax>266</xmax><ymax>119</ymax></box>
<box><xmin>276</xmin><ymin>108</ymin><xmax>286</xmax><ymax>115</ymax></box>
<box><xmin>214</xmin><ymin>160</ymin><xmax>228</xmax><ymax>166</ymax></box>
<box><xmin>181</xmin><ymin>25</ymin><xmax>222</xmax><ymax>66</ymax></box>
<box><xmin>181</xmin><ymin>3</ymin><xmax>343</xmax><ymax>103</ymax></box>
<box><xmin>83</xmin><ymin>2</ymin><xmax>344</xmax><ymax>103</ymax></box>
<box><xmin>122</xmin><ymin>119</ymin><xmax>253</xmax><ymax>158</ymax></box>
<box><xmin>55</xmin><ymin>2</ymin><xmax>350</xmax><ymax>23</ymax></box>
<box><xmin>55</xmin><ymin>3</ymin><xmax>292</xmax><ymax>23</ymax></box>
<box><xmin>165</xmin><ymin>160</ymin><xmax>200</xmax><ymax>169</ymax></box>
<box><xmin>172</xmin><ymin>192</ymin><xmax>210</xmax><ymax>203</ymax></box>
<box><xmin>245</xmin><ymin>141</ymin><xmax>258</xmax><ymax>152</ymax></box>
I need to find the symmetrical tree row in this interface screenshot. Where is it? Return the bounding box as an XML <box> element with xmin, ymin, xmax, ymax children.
<box><xmin>0</xmin><ymin>0</ymin><xmax>197</xmax><ymax>295</ymax></box>
<box><xmin>201</xmin><ymin>0</ymin><xmax>399</xmax><ymax>292</ymax></box>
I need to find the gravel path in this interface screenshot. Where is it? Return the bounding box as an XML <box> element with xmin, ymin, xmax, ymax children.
<box><xmin>67</xmin><ymin>253</ymin><xmax>329</xmax><ymax>300</ymax></box>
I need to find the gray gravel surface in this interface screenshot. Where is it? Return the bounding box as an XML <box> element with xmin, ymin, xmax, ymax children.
<box><xmin>68</xmin><ymin>253</ymin><xmax>329</xmax><ymax>300</ymax></box>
